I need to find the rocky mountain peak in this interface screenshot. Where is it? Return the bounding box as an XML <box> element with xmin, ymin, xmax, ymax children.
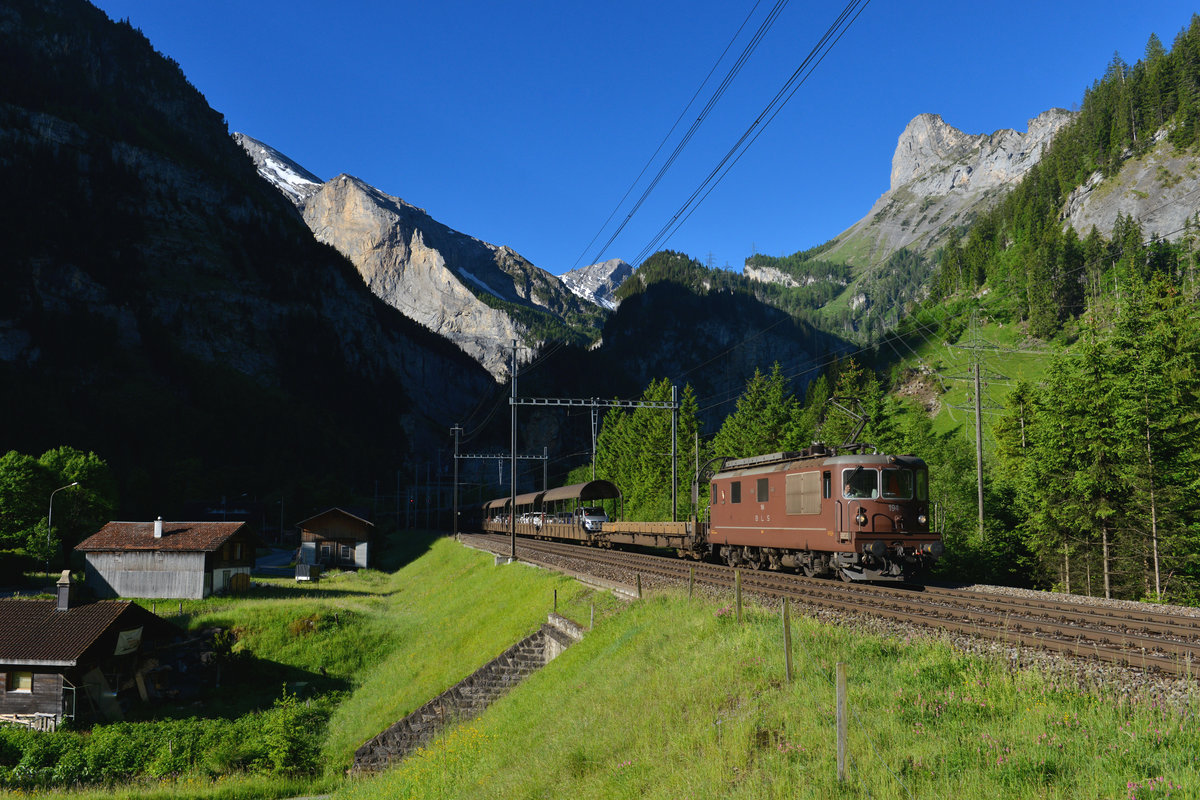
<box><xmin>560</xmin><ymin>259</ymin><xmax>633</xmax><ymax>310</ymax></box>
<box><xmin>236</xmin><ymin>136</ymin><xmax>606</xmax><ymax>380</ymax></box>
<box><xmin>891</xmin><ymin>110</ymin><xmax>1075</xmax><ymax>195</ymax></box>
<box><xmin>820</xmin><ymin>108</ymin><xmax>1075</xmax><ymax>268</ymax></box>
<box><xmin>234</xmin><ymin>133</ymin><xmax>323</xmax><ymax>204</ymax></box>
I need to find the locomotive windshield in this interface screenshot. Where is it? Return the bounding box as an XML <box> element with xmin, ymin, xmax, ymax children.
<box><xmin>844</xmin><ymin>466</ymin><xmax>927</xmax><ymax>501</ymax></box>
<box><xmin>842</xmin><ymin>467</ymin><xmax>878</xmax><ymax>499</ymax></box>
<box><xmin>881</xmin><ymin>468</ymin><xmax>913</xmax><ymax>499</ymax></box>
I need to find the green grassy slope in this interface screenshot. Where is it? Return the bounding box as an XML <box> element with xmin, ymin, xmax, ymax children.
<box><xmin>338</xmin><ymin>585</ymin><xmax>1198</xmax><ymax>800</ymax></box>
<box><xmin>19</xmin><ymin>535</ymin><xmax>1197</xmax><ymax>799</ymax></box>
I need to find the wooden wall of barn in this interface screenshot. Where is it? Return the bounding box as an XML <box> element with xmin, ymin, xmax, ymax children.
<box><xmin>0</xmin><ymin>671</ymin><xmax>63</xmax><ymax>718</ymax></box>
<box><xmin>84</xmin><ymin>551</ymin><xmax>207</xmax><ymax>599</ymax></box>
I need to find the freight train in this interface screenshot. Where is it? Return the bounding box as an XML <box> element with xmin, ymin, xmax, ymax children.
<box><xmin>478</xmin><ymin>444</ymin><xmax>943</xmax><ymax>583</ymax></box>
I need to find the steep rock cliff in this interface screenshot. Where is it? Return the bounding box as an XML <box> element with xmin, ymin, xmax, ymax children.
<box><xmin>0</xmin><ymin>0</ymin><xmax>494</xmax><ymax>508</ymax></box>
<box><xmin>825</xmin><ymin>110</ymin><xmax>1075</xmax><ymax>266</ymax></box>
<box><xmin>237</xmin><ymin>135</ymin><xmax>605</xmax><ymax>379</ymax></box>
<box><xmin>1062</xmin><ymin>129</ymin><xmax>1200</xmax><ymax>241</ymax></box>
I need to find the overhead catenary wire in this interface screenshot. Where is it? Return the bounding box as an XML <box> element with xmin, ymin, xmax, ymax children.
<box><xmin>567</xmin><ymin>0</ymin><xmax>772</xmax><ymax>272</ymax></box>
<box><xmin>630</xmin><ymin>0</ymin><xmax>872</xmax><ymax>267</ymax></box>
<box><xmin>585</xmin><ymin>0</ymin><xmax>794</xmax><ymax>269</ymax></box>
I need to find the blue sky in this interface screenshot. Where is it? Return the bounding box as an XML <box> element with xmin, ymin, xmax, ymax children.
<box><xmin>92</xmin><ymin>1</ymin><xmax>1199</xmax><ymax>276</ymax></box>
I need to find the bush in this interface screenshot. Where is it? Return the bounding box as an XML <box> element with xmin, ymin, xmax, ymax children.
<box><xmin>263</xmin><ymin>687</ymin><xmax>325</xmax><ymax>775</ymax></box>
<box><xmin>85</xmin><ymin>723</ymin><xmax>154</xmax><ymax>781</ymax></box>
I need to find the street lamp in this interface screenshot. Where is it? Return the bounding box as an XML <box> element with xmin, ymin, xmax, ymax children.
<box><xmin>47</xmin><ymin>481</ymin><xmax>79</xmax><ymax>571</ymax></box>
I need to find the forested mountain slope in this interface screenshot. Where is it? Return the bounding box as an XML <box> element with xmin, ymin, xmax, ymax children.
<box><xmin>893</xmin><ymin>14</ymin><xmax>1200</xmax><ymax>601</ymax></box>
<box><xmin>0</xmin><ymin>0</ymin><xmax>494</xmax><ymax>513</ymax></box>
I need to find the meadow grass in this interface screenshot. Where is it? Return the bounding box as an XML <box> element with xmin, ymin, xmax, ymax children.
<box><xmin>10</xmin><ymin>537</ymin><xmax>1197</xmax><ymax>799</ymax></box>
<box><xmin>335</xmin><ymin>590</ymin><xmax>1198</xmax><ymax>800</ymax></box>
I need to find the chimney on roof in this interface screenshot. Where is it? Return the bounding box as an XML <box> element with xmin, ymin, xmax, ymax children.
<box><xmin>56</xmin><ymin>569</ymin><xmax>72</xmax><ymax>611</ymax></box>
<box><xmin>154</xmin><ymin>516</ymin><xmax>163</xmax><ymax>538</ymax></box>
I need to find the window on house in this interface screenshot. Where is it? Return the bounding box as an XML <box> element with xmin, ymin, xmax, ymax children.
<box><xmin>234</xmin><ymin>543</ymin><xmax>243</xmax><ymax>560</ymax></box>
<box><xmin>6</xmin><ymin>672</ymin><xmax>33</xmax><ymax>692</ymax></box>
<box><xmin>341</xmin><ymin>545</ymin><xmax>353</xmax><ymax>561</ymax></box>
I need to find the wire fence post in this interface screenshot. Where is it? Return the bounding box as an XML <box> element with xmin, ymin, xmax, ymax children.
<box><xmin>735</xmin><ymin>569</ymin><xmax>742</xmax><ymax>623</ymax></box>
<box><xmin>689</xmin><ymin>565</ymin><xmax>695</xmax><ymax>599</ymax></box>
<box><xmin>836</xmin><ymin>661</ymin><xmax>848</xmax><ymax>782</ymax></box>
<box><xmin>590</xmin><ymin>603</ymin><xmax>595</xmax><ymax>630</ymax></box>
<box><xmin>783</xmin><ymin>598</ymin><xmax>793</xmax><ymax>683</ymax></box>
<box><xmin>553</xmin><ymin>589</ymin><xmax>557</xmax><ymax>614</ymax></box>
<box><xmin>636</xmin><ymin>573</ymin><xmax>642</xmax><ymax>599</ymax></box>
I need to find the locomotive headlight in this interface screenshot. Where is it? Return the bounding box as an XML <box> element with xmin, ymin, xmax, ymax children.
<box><xmin>917</xmin><ymin>513</ymin><xmax>928</xmax><ymax>525</ymax></box>
<box><xmin>855</xmin><ymin>508</ymin><xmax>867</xmax><ymax>526</ymax></box>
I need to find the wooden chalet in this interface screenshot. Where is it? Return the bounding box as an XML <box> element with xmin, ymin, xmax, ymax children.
<box><xmin>0</xmin><ymin>572</ymin><xmax>179</xmax><ymax>729</ymax></box>
<box><xmin>76</xmin><ymin>518</ymin><xmax>256</xmax><ymax>599</ymax></box>
<box><xmin>296</xmin><ymin>508</ymin><xmax>373</xmax><ymax>569</ymax></box>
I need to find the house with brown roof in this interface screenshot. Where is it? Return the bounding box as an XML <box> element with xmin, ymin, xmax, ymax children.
<box><xmin>297</xmin><ymin>508</ymin><xmax>373</xmax><ymax>569</ymax></box>
<box><xmin>76</xmin><ymin>518</ymin><xmax>256</xmax><ymax>599</ymax></box>
<box><xmin>1</xmin><ymin>572</ymin><xmax>179</xmax><ymax>729</ymax></box>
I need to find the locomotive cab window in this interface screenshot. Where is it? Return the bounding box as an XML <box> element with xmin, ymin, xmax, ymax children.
<box><xmin>756</xmin><ymin>478</ymin><xmax>769</xmax><ymax>502</ymax></box>
<box><xmin>915</xmin><ymin>469</ymin><xmax>928</xmax><ymax>501</ymax></box>
<box><xmin>881</xmin><ymin>468</ymin><xmax>913</xmax><ymax>500</ymax></box>
<box><xmin>843</xmin><ymin>467</ymin><xmax>877</xmax><ymax>499</ymax></box>
<box><xmin>731</xmin><ymin>481</ymin><xmax>741</xmax><ymax>504</ymax></box>
<box><xmin>823</xmin><ymin>471</ymin><xmax>831</xmax><ymax>499</ymax></box>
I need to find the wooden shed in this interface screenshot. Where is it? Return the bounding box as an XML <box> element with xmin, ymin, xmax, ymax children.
<box><xmin>297</xmin><ymin>508</ymin><xmax>373</xmax><ymax>569</ymax></box>
<box><xmin>0</xmin><ymin>573</ymin><xmax>179</xmax><ymax>729</ymax></box>
<box><xmin>77</xmin><ymin>519</ymin><xmax>256</xmax><ymax>599</ymax></box>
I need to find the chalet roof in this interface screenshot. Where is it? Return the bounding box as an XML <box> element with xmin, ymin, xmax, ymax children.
<box><xmin>76</xmin><ymin>521</ymin><xmax>247</xmax><ymax>553</ymax></box>
<box><xmin>0</xmin><ymin>599</ymin><xmax>170</xmax><ymax>667</ymax></box>
<box><xmin>295</xmin><ymin>507</ymin><xmax>374</xmax><ymax>529</ymax></box>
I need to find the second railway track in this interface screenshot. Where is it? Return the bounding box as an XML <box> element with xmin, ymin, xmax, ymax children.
<box><xmin>461</xmin><ymin>532</ymin><xmax>1200</xmax><ymax>680</ymax></box>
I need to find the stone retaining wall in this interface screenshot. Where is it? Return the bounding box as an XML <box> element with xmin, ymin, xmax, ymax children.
<box><xmin>352</xmin><ymin>613</ymin><xmax>582</xmax><ymax>773</ymax></box>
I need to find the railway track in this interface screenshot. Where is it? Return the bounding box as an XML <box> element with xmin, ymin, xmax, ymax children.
<box><xmin>461</xmin><ymin>533</ymin><xmax>1200</xmax><ymax>680</ymax></box>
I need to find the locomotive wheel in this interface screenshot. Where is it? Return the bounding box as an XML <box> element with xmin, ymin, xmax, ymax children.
<box><xmin>801</xmin><ymin>562</ymin><xmax>817</xmax><ymax>578</ymax></box>
<box><xmin>744</xmin><ymin>547</ymin><xmax>764</xmax><ymax>570</ymax></box>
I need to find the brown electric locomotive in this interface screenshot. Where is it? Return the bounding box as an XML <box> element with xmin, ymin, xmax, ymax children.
<box><xmin>477</xmin><ymin>445</ymin><xmax>945</xmax><ymax>583</ymax></box>
<box><xmin>707</xmin><ymin>447</ymin><xmax>943</xmax><ymax>581</ymax></box>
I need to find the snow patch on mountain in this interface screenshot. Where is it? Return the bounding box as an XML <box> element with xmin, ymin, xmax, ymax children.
<box><xmin>233</xmin><ymin>133</ymin><xmax>323</xmax><ymax>203</ymax></box>
<box><xmin>459</xmin><ymin>270</ymin><xmax>507</xmax><ymax>300</ymax></box>
<box><xmin>561</xmin><ymin>259</ymin><xmax>634</xmax><ymax>310</ymax></box>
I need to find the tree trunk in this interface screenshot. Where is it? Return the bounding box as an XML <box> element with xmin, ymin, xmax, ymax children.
<box><xmin>1102</xmin><ymin>521</ymin><xmax>1112</xmax><ymax>600</ymax></box>
<box><xmin>1063</xmin><ymin>540</ymin><xmax>1070</xmax><ymax>594</ymax></box>
<box><xmin>1145</xmin><ymin>414</ymin><xmax>1161</xmax><ymax>600</ymax></box>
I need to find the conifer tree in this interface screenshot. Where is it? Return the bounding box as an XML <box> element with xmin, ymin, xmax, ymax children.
<box><xmin>1109</xmin><ymin>275</ymin><xmax>1200</xmax><ymax>599</ymax></box>
<box><xmin>710</xmin><ymin>364</ymin><xmax>798</xmax><ymax>459</ymax></box>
